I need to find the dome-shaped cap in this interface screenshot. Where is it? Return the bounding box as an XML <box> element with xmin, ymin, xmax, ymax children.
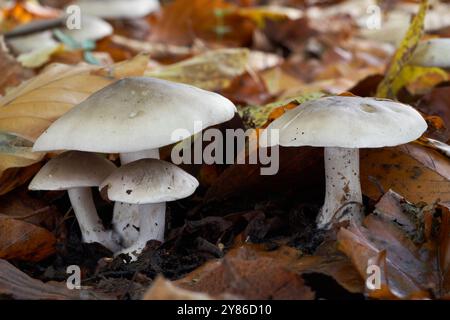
<box><xmin>33</xmin><ymin>77</ymin><xmax>236</xmax><ymax>153</ymax></box>
<box><xmin>100</xmin><ymin>159</ymin><xmax>199</xmax><ymax>204</ymax></box>
<box><xmin>29</xmin><ymin>151</ymin><xmax>116</xmax><ymax>191</ymax></box>
<box><xmin>260</xmin><ymin>96</ymin><xmax>427</xmax><ymax>148</ymax></box>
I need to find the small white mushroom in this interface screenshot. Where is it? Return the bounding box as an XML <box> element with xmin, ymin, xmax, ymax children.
<box><xmin>410</xmin><ymin>38</ymin><xmax>450</xmax><ymax>69</ymax></box>
<box><xmin>72</xmin><ymin>0</ymin><xmax>160</xmax><ymax>19</ymax></box>
<box><xmin>61</xmin><ymin>15</ymin><xmax>113</xmax><ymax>43</ymax></box>
<box><xmin>33</xmin><ymin>77</ymin><xmax>236</xmax><ymax>257</ymax></box>
<box><xmin>7</xmin><ymin>31</ymin><xmax>58</xmax><ymax>54</ymax></box>
<box><xmin>100</xmin><ymin>159</ymin><xmax>199</xmax><ymax>260</ymax></box>
<box><xmin>29</xmin><ymin>151</ymin><xmax>120</xmax><ymax>251</ymax></box>
<box><xmin>260</xmin><ymin>96</ymin><xmax>427</xmax><ymax>229</ymax></box>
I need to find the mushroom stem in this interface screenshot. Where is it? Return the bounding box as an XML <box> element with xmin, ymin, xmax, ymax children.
<box><xmin>317</xmin><ymin>147</ymin><xmax>363</xmax><ymax>229</ymax></box>
<box><xmin>114</xmin><ymin>148</ymin><xmax>166</xmax><ymax>258</ymax></box>
<box><xmin>67</xmin><ymin>187</ymin><xmax>119</xmax><ymax>251</ymax></box>
<box><xmin>118</xmin><ymin>202</ymin><xmax>166</xmax><ymax>261</ymax></box>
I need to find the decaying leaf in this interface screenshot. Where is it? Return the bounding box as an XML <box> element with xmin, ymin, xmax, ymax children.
<box><xmin>0</xmin><ymin>216</ymin><xmax>56</xmax><ymax>261</ymax></box>
<box><xmin>338</xmin><ymin>190</ymin><xmax>450</xmax><ymax>299</ymax></box>
<box><xmin>175</xmin><ymin>244</ymin><xmax>315</xmax><ymax>299</ymax></box>
<box><xmin>175</xmin><ymin>243</ymin><xmax>363</xmax><ymax>299</ymax></box>
<box><xmin>376</xmin><ymin>0</ymin><xmax>429</xmax><ymax>99</ymax></box>
<box><xmin>148</xmin><ymin>0</ymin><xmax>254</xmax><ymax>46</ymax></box>
<box><xmin>361</xmin><ymin>143</ymin><xmax>450</xmax><ymax>204</ymax></box>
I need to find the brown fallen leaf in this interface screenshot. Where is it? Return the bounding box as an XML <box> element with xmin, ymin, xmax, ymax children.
<box><xmin>338</xmin><ymin>190</ymin><xmax>450</xmax><ymax>299</ymax></box>
<box><xmin>175</xmin><ymin>243</ymin><xmax>363</xmax><ymax>299</ymax></box>
<box><xmin>418</xmin><ymin>84</ymin><xmax>450</xmax><ymax>141</ymax></box>
<box><xmin>0</xmin><ymin>187</ymin><xmax>60</xmax><ymax>230</ymax></box>
<box><xmin>361</xmin><ymin>143</ymin><xmax>450</xmax><ymax>204</ymax></box>
<box><xmin>0</xmin><ymin>259</ymin><xmax>109</xmax><ymax>300</ymax></box>
<box><xmin>221</xmin><ymin>71</ymin><xmax>273</xmax><ymax>105</ymax></box>
<box><xmin>0</xmin><ymin>162</ymin><xmax>42</xmax><ymax>195</ymax></box>
<box><xmin>148</xmin><ymin>0</ymin><xmax>254</xmax><ymax>47</ymax></box>
<box><xmin>175</xmin><ymin>244</ymin><xmax>315</xmax><ymax>299</ymax></box>
<box><xmin>0</xmin><ymin>216</ymin><xmax>56</xmax><ymax>261</ymax></box>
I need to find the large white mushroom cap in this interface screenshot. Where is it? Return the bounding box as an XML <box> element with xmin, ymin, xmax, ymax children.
<box><xmin>260</xmin><ymin>96</ymin><xmax>427</xmax><ymax>149</ymax></box>
<box><xmin>29</xmin><ymin>151</ymin><xmax>116</xmax><ymax>191</ymax></box>
<box><xmin>100</xmin><ymin>159</ymin><xmax>199</xmax><ymax>204</ymax></box>
<box><xmin>33</xmin><ymin>77</ymin><xmax>237</xmax><ymax>153</ymax></box>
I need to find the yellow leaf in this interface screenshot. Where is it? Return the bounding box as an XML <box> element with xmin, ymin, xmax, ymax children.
<box><xmin>392</xmin><ymin>65</ymin><xmax>448</xmax><ymax>96</ymax></box>
<box><xmin>239</xmin><ymin>92</ymin><xmax>324</xmax><ymax>129</ymax></box>
<box><xmin>236</xmin><ymin>6</ymin><xmax>301</xmax><ymax>28</ymax></box>
<box><xmin>376</xmin><ymin>0</ymin><xmax>429</xmax><ymax>99</ymax></box>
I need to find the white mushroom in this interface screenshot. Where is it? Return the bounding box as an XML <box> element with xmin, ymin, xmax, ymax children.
<box><xmin>33</xmin><ymin>77</ymin><xmax>236</xmax><ymax>257</ymax></box>
<box><xmin>410</xmin><ymin>38</ymin><xmax>450</xmax><ymax>69</ymax></box>
<box><xmin>260</xmin><ymin>96</ymin><xmax>427</xmax><ymax>229</ymax></box>
<box><xmin>29</xmin><ymin>151</ymin><xmax>119</xmax><ymax>251</ymax></box>
<box><xmin>100</xmin><ymin>159</ymin><xmax>199</xmax><ymax>260</ymax></box>
<box><xmin>61</xmin><ymin>15</ymin><xmax>113</xmax><ymax>43</ymax></box>
<box><xmin>7</xmin><ymin>31</ymin><xmax>58</xmax><ymax>54</ymax></box>
<box><xmin>72</xmin><ymin>0</ymin><xmax>160</xmax><ymax>19</ymax></box>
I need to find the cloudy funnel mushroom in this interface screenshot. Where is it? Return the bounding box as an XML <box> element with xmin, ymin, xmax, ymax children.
<box><xmin>29</xmin><ymin>151</ymin><xmax>119</xmax><ymax>251</ymax></box>
<box><xmin>100</xmin><ymin>159</ymin><xmax>199</xmax><ymax>260</ymax></box>
<box><xmin>33</xmin><ymin>77</ymin><xmax>236</xmax><ymax>254</ymax></box>
<box><xmin>61</xmin><ymin>15</ymin><xmax>113</xmax><ymax>43</ymax></box>
<box><xmin>260</xmin><ymin>96</ymin><xmax>427</xmax><ymax>229</ymax></box>
<box><xmin>73</xmin><ymin>0</ymin><xmax>160</xmax><ymax>19</ymax></box>
<box><xmin>410</xmin><ymin>39</ymin><xmax>450</xmax><ymax>68</ymax></box>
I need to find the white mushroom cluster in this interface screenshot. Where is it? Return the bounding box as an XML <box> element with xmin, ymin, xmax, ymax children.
<box><xmin>260</xmin><ymin>96</ymin><xmax>427</xmax><ymax>229</ymax></box>
<box><xmin>31</xmin><ymin>77</ymin><xmax>237</xmax><ymax>260</ymax></box>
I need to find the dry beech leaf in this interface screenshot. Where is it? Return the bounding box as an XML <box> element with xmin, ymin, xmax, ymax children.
<box><xmin>338</xmin><ymin>190</ymin><xmax>449</xmax><ymax>299</ymax></box>
<box><xmin>0</xmin><ymin>259</ymin><xmax>109</xmax><ymax>300</ymax></box>
<box><xmin>0</xmin><ymin>216</ymin><xmax>56</xmax><ymax>261</ymax></box>
<box><xmin>175</xmin><ymin>243</ymin><xmax>363</xmax><ymax>299</ymax></box>
<box><xmin>418</xmin><ymin>85</ymin><xmax>450</xmax><ymax>141</ymax></box>
<box><xmin>361</xmin><ymin>143</ymin><xmax>450</xmax><ymax>204</ymax></box>
<box><xmin>175</xmin><ymin>244</ymin><xmax>315</xmax><ymax>299</ymax></box>
<box><xmin>0</xmin><ymin>162</ymin><xmax>42</xmax><ymax>195</ymax></box>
